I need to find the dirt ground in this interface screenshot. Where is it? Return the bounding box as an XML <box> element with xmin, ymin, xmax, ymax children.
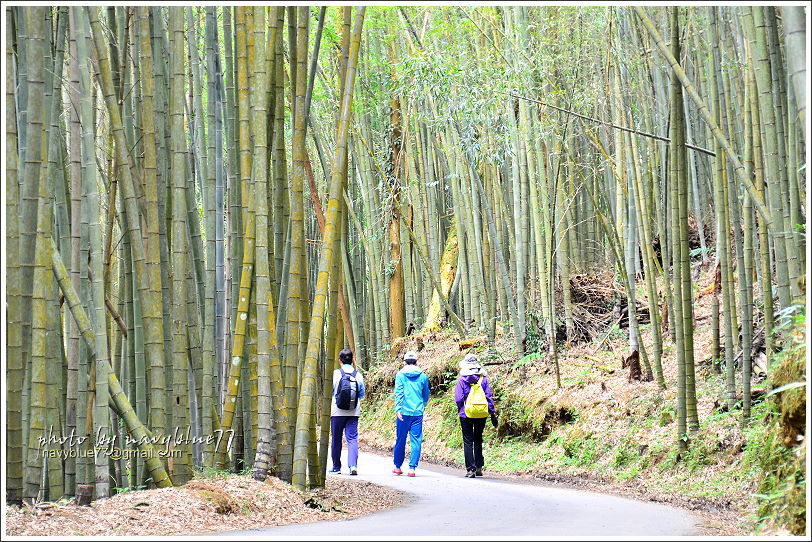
<box><xmin>4</xmin><ymin>473</ymin><xmax>404</xmax><ymax>537</ymax></box>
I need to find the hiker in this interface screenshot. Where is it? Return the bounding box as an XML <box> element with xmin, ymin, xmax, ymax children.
<box><xmin>392</xmin><ymin>350</ymin><xmax>430</xmax><ymax>477</ymax></box>
<box><xmin>329</xmin><ymin>349</ymin><xmax>365</xmax><ymax>475</ymax></box>
<box><xmin>454</xmin><ymin>353</ymin><xmax>497</xmax><ymax>478</ymax></box>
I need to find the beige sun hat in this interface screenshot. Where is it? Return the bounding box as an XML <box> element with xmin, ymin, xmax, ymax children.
<box><xmin>459</xmin><ymin>353</ymin><xmax>483</xmax><ymax>375</ymax></box>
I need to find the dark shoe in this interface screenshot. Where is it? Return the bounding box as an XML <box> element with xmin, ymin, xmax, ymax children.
<box><xmin>475</xmin><ymin>467</ymin><xmax>483</xmax><ymax>477</ymax></box>
<box><xmin>349</xmin><ymin>466</ymin><xmax>358</xmax><ymax>475</ymax></box>
<box><xmin>465</xmin><ymin>470</ymin><xmax>476</xmax><ymax>478</ymax></box>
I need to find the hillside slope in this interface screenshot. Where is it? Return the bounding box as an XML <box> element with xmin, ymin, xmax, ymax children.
<box><xmin>358</xmin><ymin>266</ymin><xmax>806</xmax><ymax>535</ymax></box>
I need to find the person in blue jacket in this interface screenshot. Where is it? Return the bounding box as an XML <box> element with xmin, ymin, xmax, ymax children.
<box><xmin>392</xmin><ymin>350</ymin><xmax>430</xmax><ymax>477</ymax></box>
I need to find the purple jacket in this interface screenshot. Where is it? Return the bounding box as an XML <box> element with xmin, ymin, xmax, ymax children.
<box><xmin>454</xmin><ymin>374</ymin><xmax>495</xmax><ymax>418</ymax></box>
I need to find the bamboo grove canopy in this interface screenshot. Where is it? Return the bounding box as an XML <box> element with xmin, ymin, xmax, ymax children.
<box><xmin>4</xmin><ymin>5</ymin><xmax>806</xmax><ymax>502</ymax></box>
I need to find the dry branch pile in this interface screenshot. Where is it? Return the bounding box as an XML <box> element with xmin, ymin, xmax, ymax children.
<box><xmin>548</xmin><ymin>270</ymin><xmax>650</xmax><ymax>344</ymax></box>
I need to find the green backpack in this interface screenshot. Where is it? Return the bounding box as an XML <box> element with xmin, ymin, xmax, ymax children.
<box><xmin>464</xmin><ymin>378</ymin><xmax>489</xmax><ymax>418</ymax></box>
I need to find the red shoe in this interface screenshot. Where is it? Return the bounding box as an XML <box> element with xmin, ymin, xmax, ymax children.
<box><xmin>407</xmin><ymin>469</ymin><xmax>416</xmax><ymax>477</ymax></box>
<box><xmin>392</xmin><ymin>467</ymin><xmax>403</xmax><ymax>475</ymax></box>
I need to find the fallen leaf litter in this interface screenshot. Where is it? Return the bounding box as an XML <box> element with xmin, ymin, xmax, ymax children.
<box><xmin>5</xmin><ymin>474</ymin><xmax>403</xmax><ymax>537</ymax></box>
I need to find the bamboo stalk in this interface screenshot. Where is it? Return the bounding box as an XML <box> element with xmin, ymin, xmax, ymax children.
<box><xmin>634</xmin><ymin>7</ymin><xmax>773</xmax><ymax>229</ymax></box>
<box><xmin>88</xmin><ymin>6</ymin><xmax>168</xmax><ymax>440</ymax></box>
<box><xmin>291</xmin><ymin>7</ymin><xmax>365</xmax><ymax>490</ymax></box>
<box><xmin>50</xmin><ymin>237</ymin><xmax>172</xmax><ymax>489</ymax></box>
<box><xmin>6</xmin><ymin>5</ymin><xmax>24</xmax><ymax>504</ymax></box>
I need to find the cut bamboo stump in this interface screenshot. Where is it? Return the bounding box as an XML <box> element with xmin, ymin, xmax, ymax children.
<box><xmin>76</xmin><ymin>485</ymin><xmax>93</xmax><ymax>506</ymax></box>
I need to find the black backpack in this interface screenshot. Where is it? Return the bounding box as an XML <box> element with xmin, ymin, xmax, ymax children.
<box><xmin>335</xmin><ymin>367</ymin><xmax>359</xmax><ymax>410</ymax></box>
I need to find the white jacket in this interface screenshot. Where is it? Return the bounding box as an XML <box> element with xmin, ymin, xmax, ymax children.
<box><xmin>331</xmin><ymin>364</ymin><xmax>365</xmax><ymax>417</ymax></box>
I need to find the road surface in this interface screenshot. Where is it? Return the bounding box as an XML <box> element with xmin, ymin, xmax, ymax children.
<box><xmin>218</xmin><ymin>449</ymin><xmax>699</xmax><ymax>537</ymax></box>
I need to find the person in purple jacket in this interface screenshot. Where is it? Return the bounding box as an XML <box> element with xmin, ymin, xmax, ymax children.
<box><xmin>454</xmin><ymin>353</ymin><xmax>498</xmax><ymax>478</ymax></box>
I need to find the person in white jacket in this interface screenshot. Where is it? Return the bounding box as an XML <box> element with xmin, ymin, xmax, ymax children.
<box><xmin>329</xmin><ymin>349</ymin><xmax>365</xmax><ymax>475</ymax></box>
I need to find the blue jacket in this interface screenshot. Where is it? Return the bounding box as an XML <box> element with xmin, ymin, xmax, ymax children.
<box><xmin>394</xmin><ymin>365</ymin><xmax>430</xmax><ymax>416</ymax></box>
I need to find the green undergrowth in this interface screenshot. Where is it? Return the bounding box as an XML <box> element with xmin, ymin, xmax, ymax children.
<box><xmin>359</xmin><ymin>311</ymin><xmax>806</xmax><ymax>535</ymax></box>
<box><xmin>745</xmin><ymin>308</ymin><xmax>806</xmax><ymax>535</ymax></box>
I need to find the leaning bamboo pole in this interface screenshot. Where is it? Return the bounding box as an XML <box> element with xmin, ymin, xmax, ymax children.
<box><xmin>291</xmin><ymin>7</ymin><xmax>365</xmax><ymax>491</ymax></box>
<box><xmin>634</xmin><ymin>7</ymin><xmax>773</xmax><ymax>229</ymax></box>
<box><xmin>87</xmin><ymin>6</ymin><xmax>168</xmax><ymax>439</ymax></box>
<box><xmin>50</xmin><ymin>238</ymin><xmax>172</xmax><ymax>489</ymax></box>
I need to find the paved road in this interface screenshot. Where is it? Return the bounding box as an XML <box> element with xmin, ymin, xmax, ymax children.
<box><xmin>219</xmin><ymin>449</ymin><xmax>699</xmax><ymax>537</ymax></box>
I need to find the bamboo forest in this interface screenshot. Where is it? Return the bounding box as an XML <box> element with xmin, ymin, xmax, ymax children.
<box><xmin>3</xmin><ymin>4</ymin><xmax>808</xmax><ymax>537</ymax></box>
